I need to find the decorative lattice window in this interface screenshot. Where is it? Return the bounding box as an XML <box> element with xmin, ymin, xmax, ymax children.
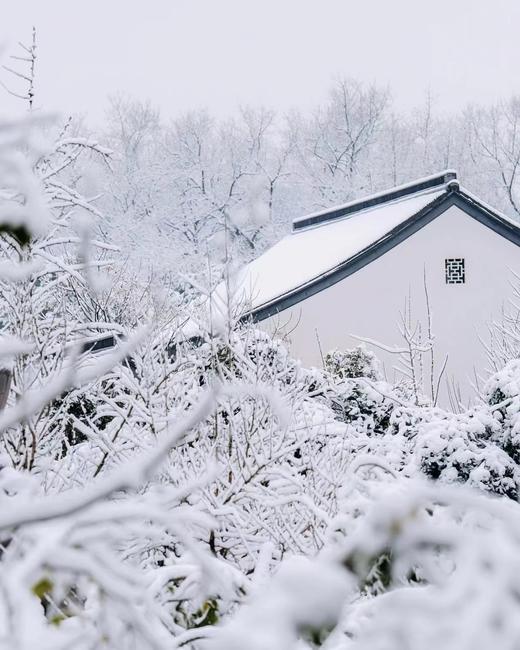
<box><xmin>445</xmin><ymin>258</ymin><xmax>465</xmax><ymax>284</ymax></box>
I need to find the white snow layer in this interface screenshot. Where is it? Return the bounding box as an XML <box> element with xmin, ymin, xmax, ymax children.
<box><xmin>225</xmin><ymin>187</ymin><xmax>446</xmax><ymax>312</ymax></box>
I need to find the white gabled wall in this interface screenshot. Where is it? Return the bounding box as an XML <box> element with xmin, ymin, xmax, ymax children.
<box><xmin>263</xmin><ymin>205</ymin><xmax>520</xmax><ymax>407</ymax></box>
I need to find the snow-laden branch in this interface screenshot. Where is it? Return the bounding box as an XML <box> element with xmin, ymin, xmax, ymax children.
<box><xmin>0</xmin><ymin>383</ymin><xmax>219</xmax><ymax>530</ymax></box>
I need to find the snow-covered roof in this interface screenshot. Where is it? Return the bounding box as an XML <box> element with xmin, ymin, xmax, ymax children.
<box><xmin>220</xmin><ymin>172</ymin><xmax>454</xmax><ymax>313</ymax></box>
<box><xmin>213</xmin><ymin>170</ymin><xmax>520</xmax><ymax>323</ymax></box>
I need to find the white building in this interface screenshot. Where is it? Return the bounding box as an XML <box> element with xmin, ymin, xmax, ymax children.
<box><xmin>229</xmin><ymin>171</ymin><xmax>520</xmax><ymax>407</ymax></box>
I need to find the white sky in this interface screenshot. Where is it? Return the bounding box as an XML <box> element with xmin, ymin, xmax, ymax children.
<box><xmin>2</xmin><ymin>0</ymin><xmax>519</xmax><ymax>124</ymax></box>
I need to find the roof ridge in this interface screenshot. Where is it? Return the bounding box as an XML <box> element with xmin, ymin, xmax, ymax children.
<box><xmin>292</xmin><ymin>170</ymin><xmax>457</xmax><ymax>232</ymax></box>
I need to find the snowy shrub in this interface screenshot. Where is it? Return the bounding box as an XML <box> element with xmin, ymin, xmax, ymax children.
<box><xmin>483</xmin><ymin>358</ymin><xmax>520</xmax><ymax>464</ymax></box>
<box><xmin>208</xmin><ymin>475</ymin><xmax>520</xmax><ymax>650</ymax></box>
<box><xmin>400</xmin><ymin>406</ymin><xmax>519</xmax><ymax>499</ymax></box>
<box><xmin>165</xmin><ymin>329</ymin><xmax>348</xmax><ymax>569</ymax></box>
<box><xmin>321</xmin><ymin>348</ymin><xmax>398</xmax><ymax>437</ymax></box>
<box><xmin>326</xmin><ymin>376</ymin><xmax>396</xmax><ymax>437</ymax></box>
<box><xmin>325</xmin><ymin>345</ymin><xmax>382</xmax><ymax>382</ymax></box>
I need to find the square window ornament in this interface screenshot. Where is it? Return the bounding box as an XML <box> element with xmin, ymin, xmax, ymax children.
<box><xmin>445</xmin><ymin>258</ymin><xmax>465</xmax><ymax>284</ymax></box>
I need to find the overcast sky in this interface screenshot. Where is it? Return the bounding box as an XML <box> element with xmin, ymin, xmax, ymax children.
<box><xmin>2</xmin><ymin>0</ymin><xmax>520</xmax><ymax>124</ymax></box>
